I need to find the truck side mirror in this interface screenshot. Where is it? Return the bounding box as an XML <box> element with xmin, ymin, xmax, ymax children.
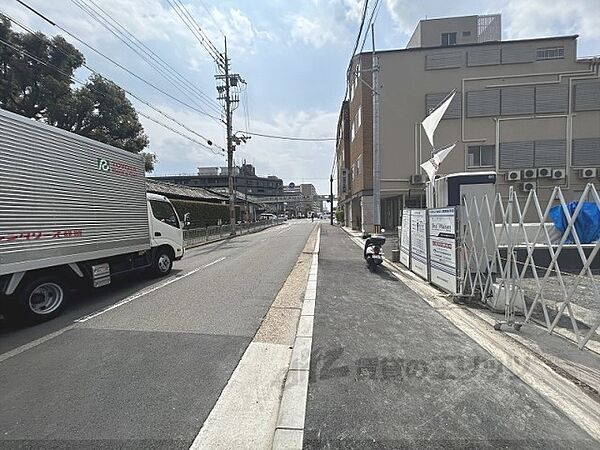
<box><xmin>183</xmin><ymin>213</ymin><xmax>191</xmax><ymax>227</ymax></box>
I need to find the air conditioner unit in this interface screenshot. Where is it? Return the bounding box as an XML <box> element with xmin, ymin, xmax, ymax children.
<box><xmin>411</xmin><ymin>174</ymin><xmax>425</xmax><ymax>185</ymax></box>
<box><xmin>580</xmin><ymin>168</ymin><xmax>597</xmax><ymax>179</ymax></box>
<box><xmin>523</xmin><ymin>168</ymin><xmax>537</xmax><ymax>179</ymax></box>
<box><xmin>522</xmin><ymin>181</ymin><xmax>536</xmax><ymax>192</ymax></box>
<box><xmin>506</xmin><ymin>170</ymin><xmax>521</xmax><ymax>181</ymax></box>
<box><xmin>537</xmin><ymin>167</ymin><xmax>552</xmax><ymax>178</ymax></box>
<box><xmin>552</xmin><ymin>169</ymin><xmax>566</xmax><ymax>180</ymax></box>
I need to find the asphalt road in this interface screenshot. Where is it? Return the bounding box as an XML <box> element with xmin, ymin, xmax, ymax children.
<box><xmin>0</xmin><ymin>220</ymin><xmax>315</xmax><ymax>449</ymax></box>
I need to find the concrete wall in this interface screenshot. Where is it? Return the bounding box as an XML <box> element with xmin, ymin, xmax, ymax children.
<box><xmin>419</xmin><ymin>15</ymin><xmax>479</xmax><ymax>47</ymax></box>
<box><xmin>371</xmin><ymin>36</ymin><xmax>598</xmax><ymax>206</ymax></box>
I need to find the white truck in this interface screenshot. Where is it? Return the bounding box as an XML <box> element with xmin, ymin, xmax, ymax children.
<box><xmin>0</xmin><ymin>108</ymin><xmax>186</xmax><ymax>323</ymax></box>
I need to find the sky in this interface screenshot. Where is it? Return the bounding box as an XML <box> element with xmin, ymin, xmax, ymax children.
<box><xmin>2</xmin><ymin>0</ymin><xmax>600</xmax><ymax>194</ymax></box>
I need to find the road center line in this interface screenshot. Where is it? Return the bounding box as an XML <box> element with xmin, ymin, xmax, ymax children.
<box><xmin>75</xmin><ymin>257</ymin><xmax>226</xmax><ymax>323</ymax></box>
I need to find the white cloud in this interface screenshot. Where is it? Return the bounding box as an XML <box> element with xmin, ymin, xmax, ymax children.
<box><xmin>139</xmin><ymin>101</ymin><xmax>336</xmax><ymax>193</ymax></box>
<box><xmin>385</xmin><ymin>0</ymin><xmax>421</xmax><ymax>35</ymax></box>
<box><xmin>502</xmin><ymin>0</ymin><xmax>600</xmax><ymax>41</ymax></box>
<box><xmin>287</xmin><ymin>15</ymin><xmax>338</xmax><ymax>48</ymax></box>
<box><xmin>228</xmin><ymin>110</ymin><xmax>338</xmax><ymax>193</ymax></box>
<box><xmin>341</xmin><ymin>0</ymin><xmax>367</xmax><ymax>23</ymax></box>
<box><xmin>286</xmin><ymin>0</ymin><xmax>372</xmax><ymax>49</ymax></box>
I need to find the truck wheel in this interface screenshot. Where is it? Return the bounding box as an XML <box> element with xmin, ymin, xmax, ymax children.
<box><xmin>8</xmin><ymin>275</ymin><xmax>68</xmax><ymax>323</ymax></box>
<box><xmin>152</xmin><ymin>248</ymin><xmax>173</xmax><ymax>277</ymax></box>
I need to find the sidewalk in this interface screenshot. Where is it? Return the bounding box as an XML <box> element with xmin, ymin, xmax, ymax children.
<box><xmin>303</xmin><ymin>225</ymin><xmax>597</xmax><ymax>449</ymax></box>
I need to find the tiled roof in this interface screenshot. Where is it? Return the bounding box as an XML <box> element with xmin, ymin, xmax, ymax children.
<box><xmin>145</xmin><ymin>179</ymin><xmax>227</xmax><ymax>202</ymax></box>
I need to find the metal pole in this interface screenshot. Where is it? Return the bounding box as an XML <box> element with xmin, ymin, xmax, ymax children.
<box><xmin>371</xmin><ymin>23</ymin><xmax>381</xmax><ymax>233</ymax></box>
<box><xmin>330</xmin><ymin>175</ymin><xmax>334</xmax><ymax>225</ymax></box>
<box><xmin>224</xmin><ymin>37</ymin><xmax>236</xmax><ymax>236</ymax></box>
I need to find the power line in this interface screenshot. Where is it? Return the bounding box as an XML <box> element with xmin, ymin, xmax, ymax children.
<box><xmin>196</xmin><ymin>0</ymin><xmax>225</xmax><ymax>37</ymax></box>
<box><xmin>0</xmin><ymin>35</ymin><xmax>223</xmax><ymax>156</ymax></box>
<box><xmin>333</xmin><ymin>0</ymin><xmax>370</xmax><ymax>181</ymax></box>
<box><xmin>347</xmin><ymin>0</ymin><xmax>370</xmax><ymax>80</ymax></box>
<box><xmin>77</xmin><ymin>0</ymin><xmax>222</xmax><ymax>112</ymax></box>
<box><xmin>74</xmin><ymin>0</ymin><xmax>222</xmax><ymax>115</ymax></box>
<box><xmin>1</xmin><ymin>11</ymin><xmax>220</xmax><ymax>148</ymax></box>
<box><xmin>166</xmin><ymin>0</ymin><xmax>225</xmax><ymax>69</ymax></box>
<box><xmin>14</xmin><ymin>0</ymin><xmax>223</xmax><ymax>123</ymax></box>
<box><xmin>359</xmin><ymin>0</ymin><xmax>382</xmax><ymax>54</ymax></box>
<box><xmin>241</xmin><ymin>131</ymin><xmax>336</xmax><ymax>142</ymax></box>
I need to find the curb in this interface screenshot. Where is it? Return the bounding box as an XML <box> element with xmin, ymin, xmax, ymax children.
<box><xmin>272</xmin><ymin>224</ymin><xmax>321</xmax><ymax>449</ymax></box>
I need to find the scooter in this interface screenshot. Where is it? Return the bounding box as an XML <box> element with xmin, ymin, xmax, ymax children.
<box><xmin>363</xmin><ymin>231</ymin><xmax>386</xmax><ymax>270</ymax></box>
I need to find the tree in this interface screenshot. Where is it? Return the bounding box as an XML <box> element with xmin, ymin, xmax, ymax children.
<box><xmin>0</xmin><ymin>19</ymin><xmax>154</xmax><ymax>171</ymax></box>
<box><xmin>53</xmin><ymin>74</ymin><xmax>152</xmax><ymax>169</ymax></box>
<box><xmin>0</xmin><ymin>18</ymin><xmax>84</xmax><ymax>119</ymax></box>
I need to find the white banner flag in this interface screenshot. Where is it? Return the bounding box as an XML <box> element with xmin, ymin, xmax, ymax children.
<box><xmin>421</xmin><ymin>90</ymin><xmax>456</xmax><ymax>149</ymax></box>
<box><xmin>420</xmin><ymin>142</ymin><xmax>456</xmax><ymax>181</ymax></box>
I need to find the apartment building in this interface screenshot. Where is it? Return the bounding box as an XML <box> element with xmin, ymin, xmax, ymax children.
<box><xmin>337</xmin><ymin>14</ymin><xmax>600</xmax><ymax>231</ymax></box>
<box><xmin>151</xmin><ymin>162</ymin><xmax>284</xmax><ymax>197</ymax></box>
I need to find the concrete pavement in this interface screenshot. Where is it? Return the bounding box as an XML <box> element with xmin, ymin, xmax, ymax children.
<box><xmin>303</xmin><ymin>225</ymin><xmax>598</xmax><ymax>449</ymax></box>
<box><xmin>0</xmin><ymin>220</ymin><xmax>315</xmax><ymax>449</ymax></box>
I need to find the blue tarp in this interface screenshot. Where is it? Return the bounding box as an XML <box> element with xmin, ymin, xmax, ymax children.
<box><xmin>549</xmin><ymin>202</ymin><xmax>600</xmax><ymax>244</ymax></box>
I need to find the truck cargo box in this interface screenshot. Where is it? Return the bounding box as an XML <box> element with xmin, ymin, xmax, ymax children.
<box><xmin>0</xmin><ymin>108</ymin><xmax>150</xmax><ymax>275</ymax></box>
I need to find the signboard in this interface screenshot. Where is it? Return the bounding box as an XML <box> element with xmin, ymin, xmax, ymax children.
<box><xmin>428</xmin><ymin>207</ymin><xmax>459</xmax><ymax>293</ymax></box>
<box><xmin>409</xmin><ymin>209</ymin><xmax>428</xmax><ymax>279</ymax></box>
<box><xmin>399</xmin><ymin>209</ymin><xmax>411</xmax><ymax>268</ymax></box>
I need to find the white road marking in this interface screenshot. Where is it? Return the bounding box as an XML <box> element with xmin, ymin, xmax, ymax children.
<box><xmin>0</xmin><ymin>327</ymin><xmax>73</xmax><ymax>363</ymax></box>
<box><xmin>1</xmin><ymin>258</ymin><xmax>222</xmax><ymax>363</ymax></box>
<box><xmin>75</xmin><ymin>257</ymin><xmax>226</xmax><ymax>323</ymax></box>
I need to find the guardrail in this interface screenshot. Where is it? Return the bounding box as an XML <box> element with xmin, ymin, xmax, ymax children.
<box><xmin>183</xmin><ymin>219</ymin><xmax>284</xmax><ymax>248</ymax></box>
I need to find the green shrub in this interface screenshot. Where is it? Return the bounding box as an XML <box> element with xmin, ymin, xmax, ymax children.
<box><xmin>171</xmin><ymin>199</ymin><xmax>240</xmax><ymax>228</ymax></box>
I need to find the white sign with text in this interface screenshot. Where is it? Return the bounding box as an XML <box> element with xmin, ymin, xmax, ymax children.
<box><xmin>428</xmin><ymin>207</ymin><xmax>458</xmax><ymax>293</ymax></box>
<box><xmin>410</xmin><ymin>209</ymin><xmax>428</xmax><ymax>279</ymax></box>
<box><xmin>400</xmin><ymin>209</ymin><xmax>411</xmax><ymax>268</ymax></box>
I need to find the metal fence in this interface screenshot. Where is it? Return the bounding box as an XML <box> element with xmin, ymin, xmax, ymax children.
<box><xmin>183</xmin><ymin>219</ymin><xmax>283</xmax><ymax>248</ymax></box>
<box><xmin>461</xmin><ymin>184</ymin><xmax>600</xmax><ymax>350</ymax></box>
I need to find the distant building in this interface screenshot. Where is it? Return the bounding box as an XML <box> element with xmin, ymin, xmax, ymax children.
<box><xmin>151</xmin><ymin>162</ymin><xmax>283</xmax><ymax>197</ymax></box>
<box><xmin>337</xmin><ymin>13</ymin><xmax>600</xmax><ymax>231</ymax></box>
<box><xmin>279</xmin><ymin>182</ymin><xmax>320</xmax><ymax>217</ymax></box>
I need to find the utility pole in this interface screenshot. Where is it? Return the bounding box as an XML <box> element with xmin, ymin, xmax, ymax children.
<box><xmin>371</xmin><ymin>23</ymin><xmax>381</xmax><ymax>234</ymax></box>
<box><xmin>216</xmin><ymin>38</ymin><xmax>247</xmax><ymax>236</ymax></box>
<box><xmin>330</xmin><ymin>175</ymin><xmax>334</xmax><ymax>226</ymax></box>
<box><xmin>224</xmin><ymin>38</ymin><xmax>235</xmax><ymax>235</ymax></box>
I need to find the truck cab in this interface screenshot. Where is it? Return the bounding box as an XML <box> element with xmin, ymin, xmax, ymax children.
<box><xmin>147</xmin><ymin>193</ymin><xmax>185</xmax><ymax>262</ymax></box>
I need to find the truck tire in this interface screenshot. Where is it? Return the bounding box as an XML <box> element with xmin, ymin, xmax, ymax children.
<box><xmin>7</xmin><ymin>275</ymin><xmax>68</xmax><ymax>323</ymax></box>
<box><xmin>151</xmin><ymin>247</ymin><xmax>173</xmax><ymax>277</ymax></box>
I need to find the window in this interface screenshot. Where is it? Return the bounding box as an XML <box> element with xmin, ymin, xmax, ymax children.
<box><xmin>441</xmin><ymin>32</ymin><xmax>457</xmax><ymax>46</ymax></box>
<box><xmin>349</xmin><ymin>63</ymin><xmax>360</xmax><ymax>102</ymax></box>
<box><xmin>150</xmin><ymin>200</ymin><xmax>180</xmax><ymax>228</ymax></box>
<box><xmin>356</xmin><ymin>155</ymin><xmax>362</xmax><ymax>175</ymax></box>
<box><xmin>462</xmin><ymin>31</ymin><xmax>471</xmax><ymax>37</ymax></box>
<box><xmin>351</xmin><ymin>121</ymin><xmax>356</xmax><ymax>141</ymax></box>
<box><xmin>356</xmin><ymin>107</ymin><xmax>362</xmax><ymax>130</ymax></box>
<box><xmin>467</xmin><ymin>145</ymin><xmax>495</xmax><ymax>168</ymax></box>
<box><xmin>536</xmin><ymin>47</ymin><xmax>564</xmax><ymax>60</ymax></box>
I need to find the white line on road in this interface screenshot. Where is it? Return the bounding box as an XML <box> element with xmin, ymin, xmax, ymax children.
<box><xmin>0</xmin><ymin>257</ymin><xmax>228</xmax><ymax>363</ymax></box>
<box><xmin>75</xmin><ymin>257</ymin><xmax>226</xmax><ymax>323</ymax></box>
